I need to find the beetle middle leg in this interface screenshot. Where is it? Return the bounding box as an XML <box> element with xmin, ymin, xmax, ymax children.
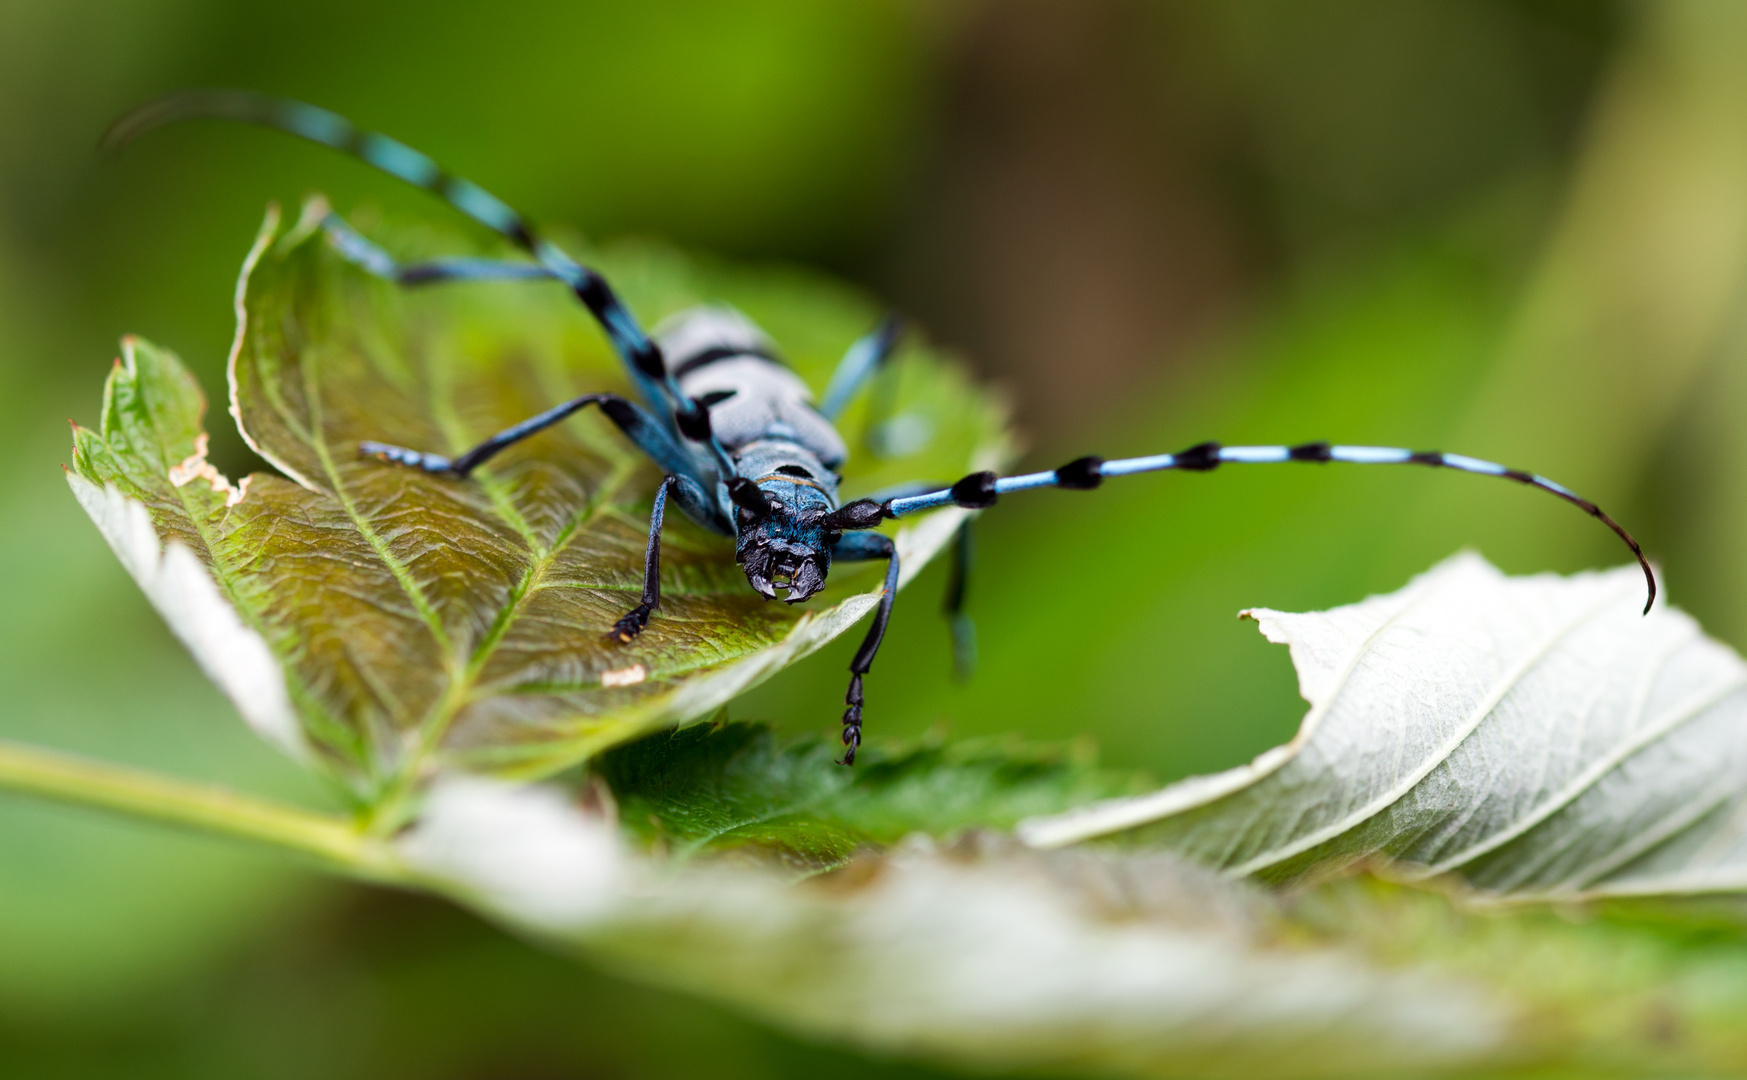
<box><xmin>362</xmin><ymin>393</ymin><xmax>731</xmax><ymax>525</ymax></box>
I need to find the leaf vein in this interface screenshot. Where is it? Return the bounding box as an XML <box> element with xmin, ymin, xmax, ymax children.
<box><xmin>1224</xmin><ymin>579</ymin><xmax>1639</xmax><ymax>878</ymax></box>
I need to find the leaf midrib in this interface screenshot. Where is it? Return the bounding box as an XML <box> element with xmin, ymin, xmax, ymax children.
<box><xmin>450</xmin><ymin>455</ymin><xmax>643</xmax><ymax>700</ymax></box>
<box><xmin>279</xmin><ymin>246</ymin><xmax>672</xmax><ymax>804</ymax></box>
<box><xmin>313</xmin><ymin>413</ymin><xmax>643</xmax><ymax>789</ymax></box>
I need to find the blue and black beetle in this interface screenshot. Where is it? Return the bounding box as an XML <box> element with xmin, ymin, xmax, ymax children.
<box><xmin>107</xmin><ymin>91</ymin><xmax>1656</xmax><ymax>764</ymax></box>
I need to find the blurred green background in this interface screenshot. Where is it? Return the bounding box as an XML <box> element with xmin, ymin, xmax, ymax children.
<box><xmin>4</xmin><ymin>0</ymin><xmax>1745</xmax><ymax>1076</ymax></box>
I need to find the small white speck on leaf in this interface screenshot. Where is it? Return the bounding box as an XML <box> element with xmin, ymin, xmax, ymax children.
<box><xmin>602</xmin><ymin>664</ymin><xmax>647</xmax><ymax>688</ymax></box>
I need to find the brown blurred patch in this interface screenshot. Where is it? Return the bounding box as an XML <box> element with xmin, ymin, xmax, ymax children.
<box><xmin>889</xmin><ymin>0</ymin><xmax>1254</xmax><ymax>437</ymax></box>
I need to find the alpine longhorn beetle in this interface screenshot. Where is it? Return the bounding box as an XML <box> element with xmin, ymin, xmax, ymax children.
<box><xmin>106</xmin><ymin>91</ymin><xmax>1657</xmax><ymax>765</ymax></box>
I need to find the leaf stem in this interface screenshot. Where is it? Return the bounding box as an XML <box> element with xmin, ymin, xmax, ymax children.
<box><xmin>0</xmin><ymin>738</ymin><xmax>407</xmax><ymax>882</ymax></box>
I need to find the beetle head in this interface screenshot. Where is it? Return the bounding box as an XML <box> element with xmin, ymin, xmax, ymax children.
<box><xmin>735</xmin><ymin>501</ymin><xmax>832</xmax><ymax>603</ymax></box>
<box><xmin>727</xmin><ymin>443</ymin><xmax>847</xmax><ymax>604</ymax></box>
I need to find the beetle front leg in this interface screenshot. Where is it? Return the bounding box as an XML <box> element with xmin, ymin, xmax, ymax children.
<box><xmin>612</xmin><ymin>475</ymin><xmax>676</xmax><ymax>643</ymax></box>
<box><xmin>831</xmin><ymin>531</ymin><xmax>900</xmax><ymax>765</ymax></box>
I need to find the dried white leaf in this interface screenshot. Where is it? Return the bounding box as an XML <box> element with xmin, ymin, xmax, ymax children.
<box><xmin>395</xmin><ymin>778</ymin><xmax>1509</xmax><ymax>1079</ymax></box>
<box><xmin>400</xmin><ymin>776</ymin><xmax>627</xmax><ymax>928</ymax></box>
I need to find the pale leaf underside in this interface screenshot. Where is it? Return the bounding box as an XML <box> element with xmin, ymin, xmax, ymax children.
<box><xmin>1021</xmin><ymin>553</ymin><xmax>1747</xmax><ymax>901</ymax></box>
<box><xmin>400</xmin><ymin>776</ymin><xmax>1514</xmax><ymax>1080</ymax></box>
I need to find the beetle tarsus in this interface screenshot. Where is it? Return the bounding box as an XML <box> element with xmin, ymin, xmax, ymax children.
<box><xmin>611</xmin><ymin>603</ymin><xmax>652</xmax><ymax>643</ymax></box>
<box><xmin>839</xmin><ymin>673</ymin><xmax>864</xmax><ymax>766</ymax></box>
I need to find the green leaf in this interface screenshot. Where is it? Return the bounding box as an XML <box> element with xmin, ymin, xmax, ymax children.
<box><xmin>597</xmin><ymin>720</ymin><xmax>1146</xmax><ymax>871</ymax></box>
<box><xmin>68</xmin><ymin>199</ymin><xmax>1006</xmax><ymax>807</ymax></box>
